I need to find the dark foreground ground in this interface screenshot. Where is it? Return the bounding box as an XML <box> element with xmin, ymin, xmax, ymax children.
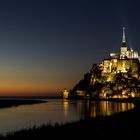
<box><xmin>0</xmin><ymin>101</ymin><xmax>140</xmax><ymax>140</ymax></box>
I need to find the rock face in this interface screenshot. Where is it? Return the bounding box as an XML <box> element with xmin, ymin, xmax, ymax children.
<box><xmin>69</xmin><ymin>63</ymin><xmax>140</xmax><ymax>99</ymax></box>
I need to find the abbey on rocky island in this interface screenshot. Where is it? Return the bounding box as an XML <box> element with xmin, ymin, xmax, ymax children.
<box><xmin>68</xmin><ymin>27</ymin><xmax>140</xmax><ymax>99</ymax></box>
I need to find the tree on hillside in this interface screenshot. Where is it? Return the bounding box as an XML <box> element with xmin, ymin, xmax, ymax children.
<box><xmin>90</xmin><ymin>64</ymin><xmax>102</xmax><ymax>85</ymax></box>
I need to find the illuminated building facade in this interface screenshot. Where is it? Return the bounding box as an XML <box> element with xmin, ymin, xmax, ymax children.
<box><xmin>62</xmin><ymin>88</ymin><xmax>69</xmax><ymax>99</ymax></box>
<box><xmin>69</xmin><ymin>27</ymin><xmax>140</xmax><ymax>100</ymax></box>
<box><xmin>102</xmin><ymin>27</ymin><xmax>140</xmax><ymax>76</ymax></box>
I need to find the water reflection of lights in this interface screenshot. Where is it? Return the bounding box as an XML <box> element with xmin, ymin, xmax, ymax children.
<box><xmin>63</xmin><ymin>100</ymin><xmax>69</xmax><ymax>117</ymax></box>
<box><xmin>84</xmin><ymin>101</ymin><xmax>135</xmax><ymax>118</ymax></box>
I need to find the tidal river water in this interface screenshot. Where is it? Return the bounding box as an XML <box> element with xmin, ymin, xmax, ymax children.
<box><xmin>0</xmin><ymin>99</ymin><xmax>135</xmax><ymax>135</ymax></box>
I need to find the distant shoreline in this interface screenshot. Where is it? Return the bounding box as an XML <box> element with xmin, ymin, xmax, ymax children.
<box><xmin>0</xmin><ymin>99</ymin><xmax>47</xmax><ymax>109</ymax></box>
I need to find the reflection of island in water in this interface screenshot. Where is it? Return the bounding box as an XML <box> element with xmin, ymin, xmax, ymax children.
<box><xmin>84</xmin><ymin>101</ymin><xmax>135</xmax><ymax>119</ymax></box>
<box><xmin>63</xmin><ymin>100</ymin><xmax>135</xmax><ymax>120</ymax></box>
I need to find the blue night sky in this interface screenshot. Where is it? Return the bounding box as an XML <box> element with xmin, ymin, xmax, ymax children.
<box><xmin>0</xmin><ymin>0</ymin><xmax>140</xmax><ymax>95</ymax></box>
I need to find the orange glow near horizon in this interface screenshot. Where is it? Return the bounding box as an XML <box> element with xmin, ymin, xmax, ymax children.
<box><xmin>0</xmin><ymin>83</ymin><xmax>61</xmax><ymax>96</ymax></box>
<box><xmin>0</xmin><ymin>88</ymin><xmax>59</xmax><ymax>96</ymax></box>
<box><xmin>0</xmin><ymin>63</ymin><xmax>75</xmax><ymax>96</ymax></box>
<box><xmin>0</xmin><ymin>79</ymin><xmax>71</xmax><ymax>96</ymax></box>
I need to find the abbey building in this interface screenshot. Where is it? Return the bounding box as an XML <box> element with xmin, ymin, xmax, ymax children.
<box><xmin>68</xmin><ymin>27</ymin><xmax>140</xmax><ymax>100</ymax></box>
<box><xmin>102</xmin><ymin>27</ymin><xmax>140</xmax><ymax>78</ymax></box>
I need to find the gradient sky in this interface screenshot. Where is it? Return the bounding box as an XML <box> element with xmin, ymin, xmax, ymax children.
<box><xmin>0</xmin><ymin>0</ymin><xmax>140</xmax><ymax>96</ymax></box>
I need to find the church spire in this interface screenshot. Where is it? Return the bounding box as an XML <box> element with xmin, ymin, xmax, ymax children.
<box><xmin>121</xmin><ymin>27</ymin><xmax>127</xmax><ymax>48</ymax></box>
<box><xmin>122</xmin><ymin>27</ymin><xmax>126</xmax><ymax>43</ymax></box>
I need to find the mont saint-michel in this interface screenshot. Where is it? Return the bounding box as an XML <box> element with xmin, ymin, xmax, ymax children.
<box><xmin>65</xmin><ymin>27</ymin><xmax>140</xmax><ymax>100</ymax></box>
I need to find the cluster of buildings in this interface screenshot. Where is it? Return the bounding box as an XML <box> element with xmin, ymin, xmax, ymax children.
<box><xmin>63</xmin><ymin>27</ymin><xmax>140</xmax><ymax>99</ymax></box>
<box><xmin>102</xmin><ymin>27</ymin><xmax>140</xmax><ymax>76</ymax></box>
<box><xmin>97</xmin><ymin>27</ymin><xmax>140</xmax><ymax>99</ymax></box>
